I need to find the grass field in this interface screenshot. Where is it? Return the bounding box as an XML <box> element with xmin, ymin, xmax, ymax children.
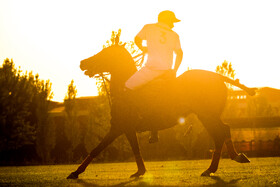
<box><xmin>0</xmin><ymin>157</ymin><xmax>279</xmax><ymax>186</ymax></box>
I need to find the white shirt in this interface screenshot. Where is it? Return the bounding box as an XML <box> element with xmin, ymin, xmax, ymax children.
<box><xmin>136</xmin><ymin>22</ymin><xmax>182</xmax><ymax>70</ymax></box>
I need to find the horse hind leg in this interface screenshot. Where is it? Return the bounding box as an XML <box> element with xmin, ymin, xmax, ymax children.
<box><xmin>67</xmin><ymin>128</ymin><xmax>122</xmax><ymax>179</ymax></box>
<box><xmin>200</xmin><ymin>118</ymin><xmax>249</xmax><ymax>177</ymax></box>
<box><xmin>223</xmin><ymin>124</ymin><xmax>250</xmax><ymax>163</ymax></box>
<box><xmin>222</xmin><ymin>123</ymin><xmax>238</xmax><ymax>159</ymax></box>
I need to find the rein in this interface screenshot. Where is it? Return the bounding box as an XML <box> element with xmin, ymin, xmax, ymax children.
<box><xmin>133</xmin><ymin>52</ymin><xmax>145</xmax><ymax>69</ymax></box>
<box><xmin>100</xmin><ymin>74</ymin><xmax>112</xmax><ymax>108</ymax></box>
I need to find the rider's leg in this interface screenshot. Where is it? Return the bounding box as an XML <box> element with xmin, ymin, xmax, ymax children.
<box><xmin>125</xmin><ymin>67</ymin><xmax>166</xmax><ymax>90</ymax></box>
<box><xmin>125</xmin><ymin>67</ymin><xmax>167</xmax><ymax>143</ymax></box>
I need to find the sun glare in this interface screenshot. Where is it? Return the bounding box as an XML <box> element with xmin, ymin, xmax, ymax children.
<box><xmin>178</xmin><ymin>117</ymin><xmax>186</xmax><ymax>125</ymax></box>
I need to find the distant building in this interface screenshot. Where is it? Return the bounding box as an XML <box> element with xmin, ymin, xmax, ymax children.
<box><xmin>224</xmin><ymin>87</ymin><xmax>280</xmax><ymax>156</ymax></box>
<box><xmin>226</xmin><ymin>87</ymin><xmax>280</xmax><ymax>118</ymax></box>
<box><xmin>48</xmin><ymin>96</ymin><xmax>104</xmax><ymax>117</ymax></box>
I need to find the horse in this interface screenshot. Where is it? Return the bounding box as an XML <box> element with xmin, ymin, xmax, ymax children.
<box><xmin>67</xmin><ymin>44</ymin><xmax>255</xmax><ymax>179</ymax></box>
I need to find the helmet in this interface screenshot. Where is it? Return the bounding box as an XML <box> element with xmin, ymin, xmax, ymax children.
<box><xmin>158</xmin><ymin>10</ymin><xmax>180</xmax><ymax>24</ymax></box>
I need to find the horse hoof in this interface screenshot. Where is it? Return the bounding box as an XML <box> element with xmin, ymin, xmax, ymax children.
<box><xmin>130</xmin><ymin>171</ymin><xmax>145</xmax><ymax>178</ymax></box>
<box><xmin>234</xmin><ymin>153</ymin><xmax>250</xmax><ymax>163</ymax></box>
<box><xmin>67</xmin><ymin>172</ymin><xmax>78</xmax><ymax>179</ymax></box>
<box><xmin>201</xmin><ymin>169</ymin><xmax>212</xmax><ymax>177</ymax></box>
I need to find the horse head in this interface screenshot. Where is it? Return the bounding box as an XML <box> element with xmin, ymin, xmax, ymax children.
<box><xmin>80</xmin><ymin>44</ymin><xmax>137</xmax><ymax>79</ymax></box>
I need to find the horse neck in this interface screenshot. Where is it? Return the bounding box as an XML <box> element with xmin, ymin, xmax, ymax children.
<box><xmin>110</xmin><ymin>64</ymin><xmax>137</xmax><ymax>98</ymax></box>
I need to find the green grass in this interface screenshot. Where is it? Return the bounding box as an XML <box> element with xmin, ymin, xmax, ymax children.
<box><xmin>0</xmin><ymin>157</ymin><xmax>279</xmax><ymax>186</ymax></box>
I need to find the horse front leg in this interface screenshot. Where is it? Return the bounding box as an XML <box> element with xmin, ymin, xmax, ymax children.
<box><xmin>125</xmin><ymin>130</ymin><xmax>146</xmax><ymax>178</ymax></box>
<box><xmin>223</xmin><ymin>124</ymin><xmax>250</xmax><ymax>163</ymax></box>
<box><xmin>67</xmin><ymin>128</ymin><xmax>122</xmax><ymax>179</ymax></box>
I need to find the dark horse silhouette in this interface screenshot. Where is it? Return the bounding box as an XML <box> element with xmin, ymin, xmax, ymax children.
<box><xmin>67</xmin><ymin>44</ymin><xmax>255</xmax><ymax>179</ymax></box>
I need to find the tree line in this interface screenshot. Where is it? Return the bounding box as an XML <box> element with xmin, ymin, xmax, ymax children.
<box><xmin>0</xmin><ymin>58</ymin><xmax>52</xmax><ymax>164</ymax></box>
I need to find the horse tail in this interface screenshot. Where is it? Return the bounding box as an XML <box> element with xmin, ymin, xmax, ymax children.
<box><xmin>220</xmin><ymin>75</ymin><xmax>257</xmax><ymax>96</ymax></box>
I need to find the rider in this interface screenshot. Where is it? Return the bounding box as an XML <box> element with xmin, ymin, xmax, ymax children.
<box><xmin>125</xmin><ymin>10</ymin><xmax>183</xmax><ymax>143</ymax></box>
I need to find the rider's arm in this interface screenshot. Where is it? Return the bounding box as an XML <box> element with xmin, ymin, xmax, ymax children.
<box><xmin>135</xmin><ymin>36</ymin><xmax>148</xmax><ymax>53</ymax></box>
<box><xmin>174</xmin><ymin>49</ymin><xmax>183</xmax><ymax>72</ymax></box>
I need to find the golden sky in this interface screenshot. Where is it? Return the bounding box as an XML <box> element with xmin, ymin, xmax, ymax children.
<box><xmin>1</xmin><ymin>0</ymin><xmax>280</xmax><ymax>102</ymax></box>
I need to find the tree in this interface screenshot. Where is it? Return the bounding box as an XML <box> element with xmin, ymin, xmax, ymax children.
<box><xmin>215</xmin><ymin>60</ymin><xmax>235</xmax><ymax>89</ymax></box>
<box><xmin>247</xmin><ymin>92</ymin><xmax>275</xmax><ymax>117</ymax></box>
<box><xmin>64</xmin><ymin>80</ymin><xmax>78</xmax><ymax>161</ymax></box>
<box><xmin>64</xmin><ymin>79</ymin><xmax>77</xmax><ymax>115</ymax></box>
<box><xmin>96</xmin><ymin>29</ymin><xmax>141</xmax><ymax>96</ymax></box>
<box><xmin>31</xmin><ymin>73</ymin><xmax>53</xmax><ymax>163</ymax></box>
<box><xmin>215</xmin><ymin>60</ymin><xmax>240</xmax><ymax>119</ymax></box>
<box><xmin>0</xmin><ymin>58</ymin><xmax>53</xmax><ymax>164</ymax></box>
<box><xmin>50</xmin><ymin>116</ymin><xmax>71</xmax><ymax>163</ymax></box>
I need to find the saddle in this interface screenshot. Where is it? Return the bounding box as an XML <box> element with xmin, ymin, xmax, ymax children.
<box><xmin>110</xmin><ymin>71</ymin><xmax>178</xmax><ymax>131</ymax></box>
<box><xmin>132</xmin><ymin>71</ymin><xmax>176</xmax><ymax>106</ymax></box>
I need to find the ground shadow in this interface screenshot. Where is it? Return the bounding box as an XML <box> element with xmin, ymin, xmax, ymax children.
<box><xmin>206</xmin><ymin>176</ymin><xmax>246</xmax><ymax>187</ymax></box>
<box><xmin>72</xmin><ymin>177</ymin><xmax>141</xmax><ymax>187</ymax></box>
<box><xmin>70</xmin><ymin>175</ymin><xmax>249</xmax><ymax>187</ymax></box>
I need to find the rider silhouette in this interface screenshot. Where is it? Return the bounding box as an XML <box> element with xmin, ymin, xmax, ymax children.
<box><xmin>125</xmin><ymin>10</ymin><xmax>183</xmax><ymax>143</ymax></box>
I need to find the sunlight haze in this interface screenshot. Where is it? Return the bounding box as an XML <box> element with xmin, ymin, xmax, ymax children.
<box><xmin>1</xmin><ymin>0</ymin><xmax>280</xmax><ymax>102</ymax></box>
